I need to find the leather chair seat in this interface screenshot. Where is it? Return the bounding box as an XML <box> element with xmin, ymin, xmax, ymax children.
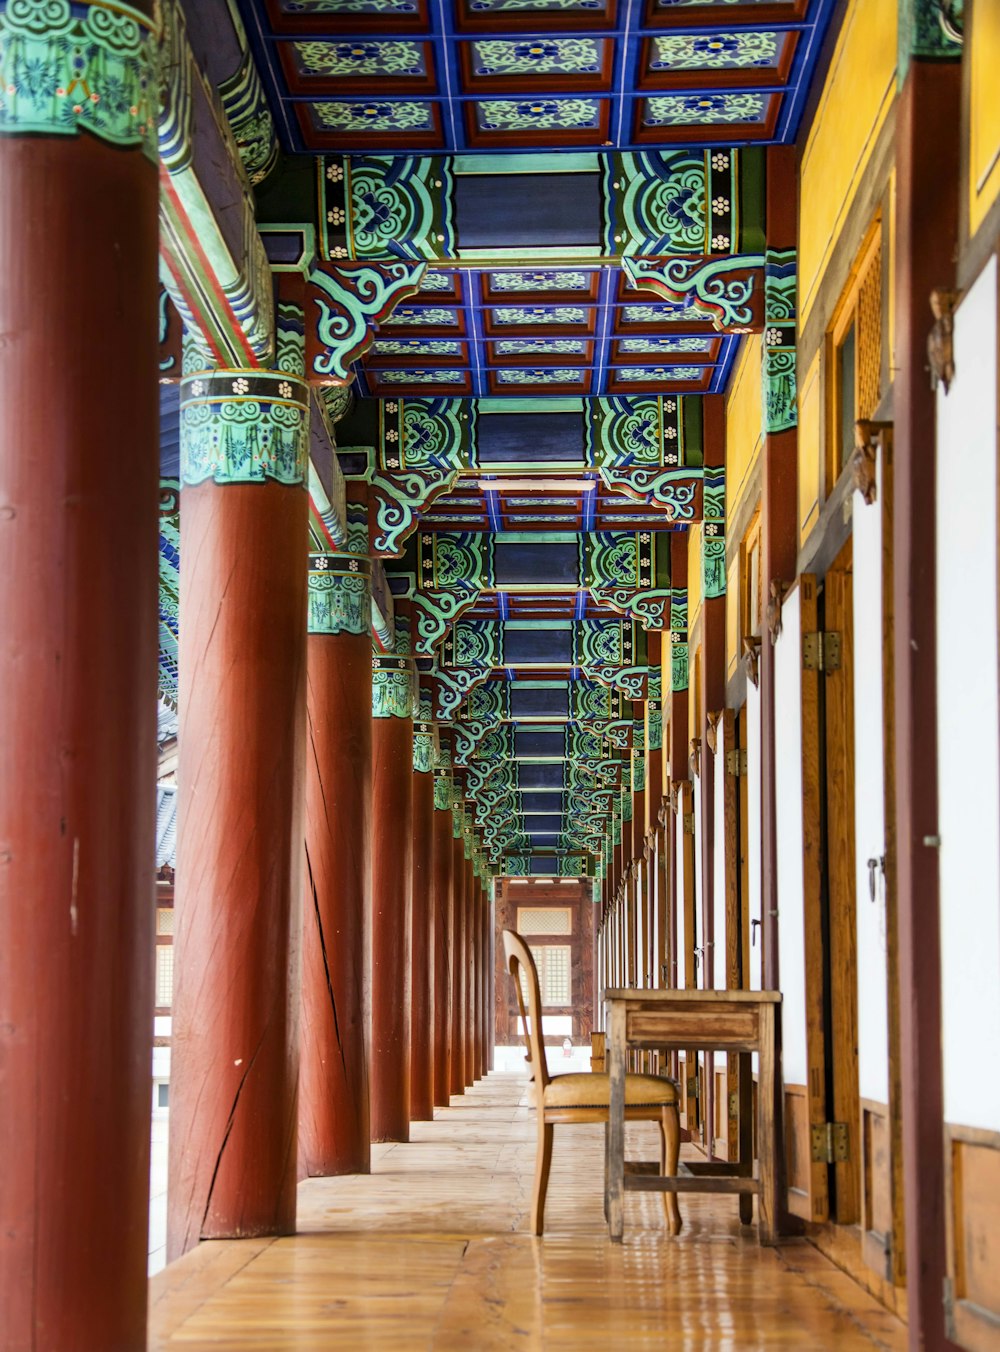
<box><xmin>542</xmin><ymin>1071</ymin><xmax>678</xmax><ymax>1111</ymax></box>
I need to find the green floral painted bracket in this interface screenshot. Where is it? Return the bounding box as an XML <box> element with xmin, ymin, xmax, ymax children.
<box><xmin>0</xmin><ymin>0</ymin><xmax>158</xmax><ymax>158</ymax></box>
<box><xmin>307</xmin><ymin>553</ymin><xmax>371</xmax><ymax>637</ymax></box>
<box><xmin>623</xmin><ymin>253</ymin><xmax>766</xmax><ymax>332</ymax></box>
<box><xmin>412</xmin><ymin>588</ymin><xmax>481</xmax><ymax>655</ymax></box>
<box><xmin>180</xmin><ymin>370</ymin><xmax>310</xmax><ymax>486</ymax></box>
<box><xmin>308</xmin><ymin>261</ymin><xmax>427</xmax><ymax>385</ymax></box>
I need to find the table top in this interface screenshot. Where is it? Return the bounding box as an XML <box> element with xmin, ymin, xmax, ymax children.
<box><xmin>603</xmin><ymin>988</ymin><xmax>781</xmax><ymax>1005</ymax></box>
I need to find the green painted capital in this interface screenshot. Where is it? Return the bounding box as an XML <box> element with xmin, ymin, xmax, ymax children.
<box><xmin>0</xmin><ymin>0</ymin><xmax>158</xmax><ymax>159</ymax></box>
<box><xmin>413</xmin><ymin>694</ymin><xmax>434</xmax><ymax>772</ymax></box>
<box><xmin>308</xmin><ymin>553</ymin><xmax>371</xmax><ymax>636</ymax></box>
<box><xmin>180</xmin><ymin>370</ymin><xmax>310</xmax><ymax>486</ymax></box>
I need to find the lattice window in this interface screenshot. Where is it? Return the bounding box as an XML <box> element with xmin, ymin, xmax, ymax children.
<box><xmin>829</xmin><ymin>219</ymin><xmax>884</xmax><ymax>482</ymax></box>
<box><xmin>533</xmin><ymin>944</ymin><xmax>571</xmax><ymax>1006</ymax></box>
<box><xmin>156</xmin><ymin>906</ymin><xmax>174</xmax><ymax>936</ymax></box>
<box><xmin>856</xmin><ymin>243</ymin><xmax>882</xmax><ymax>420</ymax></box>
<box><xmin>517</xmin><ymin>906</ymin><xmax>572</xmax><ymax>936</ymax></box>
<box><xmin>155</xmin><ymin>945</ymin><xmax>174</xmax><ymax>1009</ymax></box>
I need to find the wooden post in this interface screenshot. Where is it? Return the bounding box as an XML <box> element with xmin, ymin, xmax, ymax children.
<box><xmin>171</xmin><ymin>372</ymin><xmax>309</xmax><ymax>1254</ymax></box>
<box><xmin>760</xmin><ymin>146</ymin><xmax>799</xmax><ymax>992</ymax></box>
<box><xmin>371</xmin><ymin>602</ymin><xmax>415</xmax><ymax>1141</ymax></box>
<box><xmin>409</xmin><ymin>683</ymin><xmax>435</xmax><ymax>1122</ymax></box>
<box><xmin>299</xmin><ymin>544</ymin><xmax>373</xmax><ymax>1176</ymax></box>
<box><xmin>450</xmin><ymin>824</ymin><xmax>467</xmax><ymax>1095</ymax></box>
<box><xmin>894</xmin><ymin>49</ymin><xmax>961</xmax><ymax>1350</ymax></box>
<box><xmin>0</xmin><ymin>64</ymin><xmax>159</xmax><ymax>1344</ymax></box>
<box><xmin>465</xmin><ymin>853</ymin><xmax>477</xmax><ymax>1085</ymax></box>
<box><xmin>432</xmin><ymin>731</ymin><xmax>454</xmax><ymax>1106</ymax></box>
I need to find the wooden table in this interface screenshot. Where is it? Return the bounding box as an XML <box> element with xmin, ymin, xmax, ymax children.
<box><xmin>603</xmin><ymin>989</ymin><xmax>783</xmax><ymax>1244</ymax></box>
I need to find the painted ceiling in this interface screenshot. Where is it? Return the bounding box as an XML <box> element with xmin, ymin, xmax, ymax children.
<box><xmin>238</xmin><ymin>0</ymin><xmax>834</xmax><ymax>156</ymax></box>
<box><xmin>160</xmin><ymin>0</ymin><xmax>833</xmax><ymax>879</ymax></box>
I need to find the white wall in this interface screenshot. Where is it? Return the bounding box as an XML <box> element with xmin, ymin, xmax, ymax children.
<box><xmin>853</xmin><ymin>457</ymin><xmax>890</xmax><ymax>1104</ymax></box>
<box><xmin>713</xmin><ymin>742</ymin><xmax>727</xmax><ymax>989</ymax></box>
<box><xmin>774</xmin><ymin>587</ymin><xmax>807</xmax><ymax>1085</ymax></box>
<box><xmin>676</xmin><ymin>807</ymin><xmax>687</xmax><ymax>987</ymax></box>
<box><xmin>936</xmin><ymin>255</ymin><xmax>1000</xmax><ymax>1132</ymax></box>
<box><xmin>746</xmin><ymin>681</ymin><xmax>763</xmax><ymax>990</ymax></box>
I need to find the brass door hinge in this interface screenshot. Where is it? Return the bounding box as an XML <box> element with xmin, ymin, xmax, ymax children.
<box><xmin>686</xmin><ymin>1074</ymin><xmax>700</xmax><ymax>1099</ymax></box>
<box><xmin>802</xmin><ymin>631</ymin><xmax>842</xmax><ymax>673</ymax></box>
<box><xmin>728</xmin><ymin>1091</ymin><xmax>739</xmax><ymax>1119</ymax></box>
<box><xmin>810</xmin><ymin>1121</ymin><xmax>849</xmax><ymax>1163</ymax></box>
<box><xmin>726</xmin><ymin>748</ymin><xmax>748</xmax><ymax>776</ymax></box>
<box><xmin>683</xmin><ymin>812</ymin><xmax>695</xmax><ymax>835</ymax></box>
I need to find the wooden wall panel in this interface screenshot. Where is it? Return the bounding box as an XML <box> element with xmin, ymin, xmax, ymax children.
<box><xmin>945</xmin><ymin>1128</ymin><xmax>1000</xmax><ymax>1350</ymax></box>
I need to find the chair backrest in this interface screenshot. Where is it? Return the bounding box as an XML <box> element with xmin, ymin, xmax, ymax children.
<box><xmin>502</xmin><ymin>929</ymin><xmax>550</xmax><ymax>1093</ymax></box>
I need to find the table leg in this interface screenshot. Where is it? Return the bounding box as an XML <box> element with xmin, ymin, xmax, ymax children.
<box><xmin>607</xmin><ymin>1000</ymin><xmax>626</xmax><ymax>1242</ymax></box>
<box><xmin>738</xmin><ymin>1051</ymin><xmax>753</xmax><ymax>1225</ymax></box>
<box><xmin>757</xmin><ymin>1004</ymin><xmax>777</xmax><ymax>1245</ymax></box>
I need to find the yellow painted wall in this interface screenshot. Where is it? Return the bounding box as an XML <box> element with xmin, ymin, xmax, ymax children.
<box><xmin>970</xmin><ymin>0</ymin><xmax>1000</xmax><ymax>236</ymax></box>
<box><xmin>687</xmin><ymin>523</ymin><xmax>703</xmax><ymax>635</ymax></box>
<box><xmin>726</xmin><ymin>554</ymin><xmax>740</xmax><ymax>681</ymax></box>
<box><xmin>799</xmin><ymin>0</ymin><xmax>897</xmax><ymax>327</ymax></box>
<box><xmin>798</xmin><ymin>352</ymin><xmax>822</xmax><ymax>543</ymax></box>
<box><xmin>725</xmin><ymin>334</ymin><xmax>763</xmax><ymax>521</ymax></box>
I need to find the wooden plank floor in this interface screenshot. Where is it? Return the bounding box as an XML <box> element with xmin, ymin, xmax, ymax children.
<box><xmin>149</xmin><ymin>1072</ymin><xmax>907</xmax><ymax>1350</ymax></box>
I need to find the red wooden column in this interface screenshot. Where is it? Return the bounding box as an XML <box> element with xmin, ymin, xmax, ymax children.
<box><xmin>894</xmin><ymin>42</ymin><xmax>960</xmax><ymax>1350</ymax></box>
<box><xmin>371</xmin><ymin>601</ymin><xmax>415</xmax><ymax>1141</ymax></box>
<box><xmin>465</xmin><ymin>852</ymin><xmax>477</xmax><ymax>1086</ymax></box>
<box><xmin>299</xmin><ymin>529</ymin><xmax>373</xmax><ymax>1177</ymax></box>
<box><xmin>0</xmin><ymin>23</ymin><xmax>159</xmax><ymax>1342</ymax></box>
<box><xmin>450</xmin><ymin>816</ymin><xmax>467</xmax><ymax>1094</ymax></box>
<box><xmin>646</xmin><ymin>632</ymin><xmax>665</xmax><ymax>989</ymax></box>
<box><xmin>485</xmin><ymin>877</ymin><xmax>495</xmax><ymax>1072</ymax></box>
<box><xmin>171</xmin><ymin>358</ymin><xmax>310</xmax><ymax>1256</ymax></box>
<box><xmin>432</xmin><ymin>730</ymin><xmax>454</xmax><ymax>1105</ymax></box>
<box><xmin>759</xmin><ymin>148</ymin><xmax>799</xmax><ymax>992</ymax></box>
<box><xmin>409</xmin><ymin>681</ymin><xmax>435</xmax><ymax>1122</ymax></box>
<box><xmin>475</xmin><ymin>865</ymin><xmax>486</xmax><ymax>1076</ymax></box>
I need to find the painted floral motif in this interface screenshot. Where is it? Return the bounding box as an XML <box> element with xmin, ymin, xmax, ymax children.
<box><xmin>180</xmin><ymin>372</ymin><xmax>310</xmax><ymax>486</ymax></box>
<box><xmin>295</xmin><ymin>39</ymin><xmax>425</xmax><ymax>78</ymax></box>
<box><xmin>314</xmin><ymin>100</ymin><xmax>435</xmax><ymax>131</ymax></box>
<box><xmin>492</xmin><ymin>306</ymin><xmax>589</xmax><ymax>325</ymax></box>
<box><xmin>378</xmin><ymin>369</ymin><xmax>465</xmax><ymax>383</ymax></box>
<box><xmin>616</xmin><ymin>366</ymin><xmax>704</xmax><ymax>381</ymax></box>
<box><xmin>650</xmin><ymin>31</ymin><xmax>780</xmax><ymax>70</ymax></box>
<box><xmin>494</xmin><ymin>339</ymin><xmax>588</xmax><ymax>355</ymax></box>
<box><xmin>472</xmin><ymin>37</ymin><xmax>601</xmax><ymax>77</ymax></box>
<box><xmin>496</xmin><ymin>368</ymin><xmax>586</xmax><ymax>383</ymax></box>
<box><xmin>419</xmin><ymin>271</ymin><xmax>456</xmax><ymax>291</ymax></box>
<box><xmin>618</xmin><ymin>336</ymin><xmax>713</xmax><ymax>353</ymax></box>
<box><xmin>490</xmin><ymin>270</ymin><xmax>591</xmax><ymax>292</ymax></box>
<box><xmin>371</xmin><ymin>338</ymin><xmax>463</xmax><ymax>355</ymax></box>
<box><xmin>643</xmin><ymin>93</ymin><xmax>768</xmax><ymax>126</ymax></box>
<box><xmin>0</xmin><ymin>0</ymin><xmax>157</xmax><ymax>158</ymax></box>
<box><xmin>621</xmin><ymin>302</ymin><xmax>711</xmax><ymax>324</ymax></box>
<box><xmin>384</xmin><ymin>306</ymin><xmax>458</xmax><ymax>326</ymax></box>
<box><xmin>469</xmin><ymin>0</ymin><xmax>603</xmax><ymax>8</ymax></box>
<box><xmin>286</xmin><ymin>0</ymin><xmax>417</xmax><ymax>11</ymax></box>
<box><xmin>477</xmin><ymin>97</ymin><xmax>601</xmax><ymax>132</ymax></box>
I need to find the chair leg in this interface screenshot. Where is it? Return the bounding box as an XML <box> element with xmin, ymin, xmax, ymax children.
<box><xmin>532</xmin><ymin>1118</ymin><xmax>554</xmax><ymax>1236</ymax></box>
<box><xmin>660</xmin><ymin>1105</ymin><xmax>683</xmax><ymax>1237</ymax></box>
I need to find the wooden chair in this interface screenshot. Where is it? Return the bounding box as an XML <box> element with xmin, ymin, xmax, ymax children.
<box><xmin>503</xmin><ymin>929</ymin><xmax>682</xmax><ymax>1237</ymax></box>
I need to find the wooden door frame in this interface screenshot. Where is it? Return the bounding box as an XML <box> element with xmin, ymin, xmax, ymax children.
<box><xmin>822</xmin><ymin>541</ymin><xmax>861</xmax><ymax>1225</ymax></box>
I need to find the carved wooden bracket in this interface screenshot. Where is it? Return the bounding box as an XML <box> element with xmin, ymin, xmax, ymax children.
<box><xmin>928</xmin><ymin>287</ymin><xmax>959</xmax><ymax>394</ymax></box>
<box><xmin>688</xmin><ymin>736</ymin><xmax>702</xmax><ymax>779</ymax></box>
<box><xmin>706</xmin><ymin>710</ymin><xmax>723</xmax><ymax>755</ymax></box>
<box><xmin>766</xmin><ymin>580</ymin><xmax>790</xmax><ymax>646</ymax></box>
<box><xmin>850</xmin><ymin>419</ymin><xmax>891</xmax><ymax>507</ymax></box>
<box><xmin>742</xmin><ymin>635</ymin><xmax>762</xmax><ymax>688</ymax></box>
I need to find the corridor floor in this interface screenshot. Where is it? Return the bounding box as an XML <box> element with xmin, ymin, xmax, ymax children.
<box><xmin>149</xmin><ymin>1072</ymin><xmax>906</xmax><ymax>1350</ymax></box>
